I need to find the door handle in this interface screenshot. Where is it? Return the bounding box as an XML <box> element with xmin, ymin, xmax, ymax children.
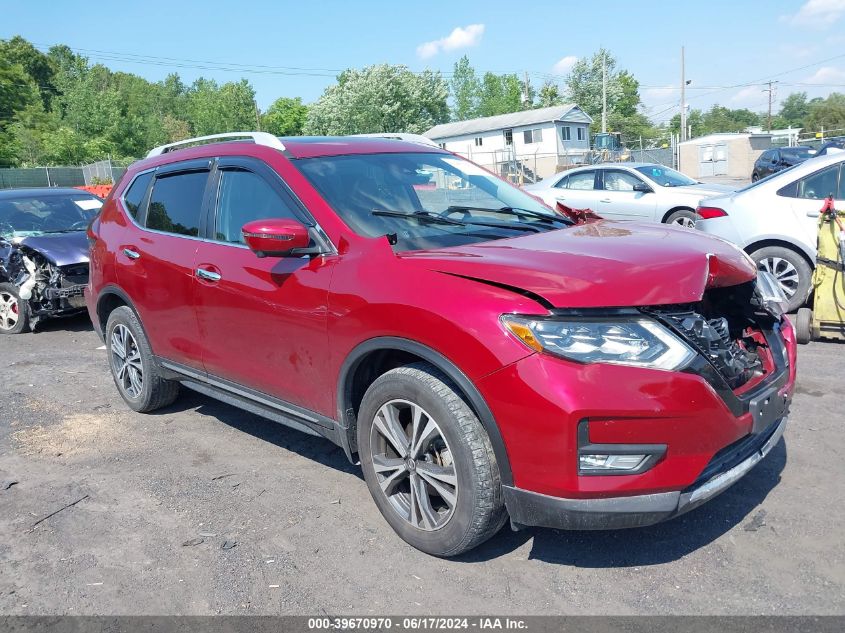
<box><xmin>123</xmin><ymin>248</ymin><xmax>140</xmax><ymax>260</ymax></box>
<box><xmin>600</xmin><ymin>198</ymin><xmax>611</xmax><ymax>203</ymax></box>
<box><xmin>195</xmin><ymin>268</ymin><xmax>221</xmax><ymax>282</ymax></box>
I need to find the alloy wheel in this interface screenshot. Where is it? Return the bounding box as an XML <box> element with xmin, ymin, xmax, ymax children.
<box><xmin>110</xmin><ymin>324</ymin><xmax>144</xmax><ymax>398</ymax></box>
<box><xmin>369</xmin><ymin>399</ymin><xmax>458</xmax><ymax>531</ymax></box>
<box><xmin>672</xmin><ymin>216</ymin><xmax>696</xmax><ymax>229</ymax></box>
<box><xmin>758</xmin><ymin>257</ymin><xmax>799</xmax><ymax>298</ymax></box>
<box><xmin>0</xmin><ymin>291</ymin><xmax>19</xmax><ymax>331</ymax></box>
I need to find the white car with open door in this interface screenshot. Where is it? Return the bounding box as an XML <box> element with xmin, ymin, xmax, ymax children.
<box><xmin>523</xmin><ymin>163</ymin><xmax>734</xmax><ymax>227</ymax></box>
<box><xmin>695</xmin><ymin>151</ymin><xmax>845</xmax><ymax>312</ymax></box>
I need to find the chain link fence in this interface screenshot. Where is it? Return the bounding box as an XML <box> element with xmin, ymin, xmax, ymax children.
<box><xmin>0</xmin><ymin>161</ymin><xmax>129</xmax><ymax>190</ymax></box>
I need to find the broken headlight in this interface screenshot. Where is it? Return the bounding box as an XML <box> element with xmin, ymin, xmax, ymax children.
<box><xmin>755</xmin><ymin>270</ymin><xmax>788</xmax><ymax>316</ymax></box>
<box><xmin>501</xmin><ymin>316</ymin><xmax>696</xmax><ymax>371</ymax></box>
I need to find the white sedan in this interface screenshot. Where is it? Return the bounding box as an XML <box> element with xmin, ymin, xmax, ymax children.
<box><xmin>695</xmin><ymin>151</ymin><xmax>845</xmax><ymax>312</ymax></box>
<box><xmin>523</xmin><ymin>163</ymin><xmax>735</xmax><ymax>227</ymax></box>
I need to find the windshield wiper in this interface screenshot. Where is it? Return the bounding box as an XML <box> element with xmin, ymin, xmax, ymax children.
<box><xmin>372</xmin><ymin>209</ymin><xmax>466</xmax><ymax>226</ymax></box>
<box><xmin>373</xmin><ymin>208</ymin><xmax>542</xmax><ymax>234</ymax></box>
<box><xmin>41</xmin><ymin>229</ymin><xmax>82</xmax><ymax>234</ymax></box>
<box><xmin>446</xmin><ymin>205</ymin><xmax>571</xmax><ymax>226</ymax></box>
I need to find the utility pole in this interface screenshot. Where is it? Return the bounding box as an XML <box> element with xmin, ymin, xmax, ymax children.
<box><xmin>763</xmin><ymin>80</ymin><xmax>778</xmax><ymax>132</ymax></box>
<box><xmin>601</xmin><ymin>51</ymin><xmax>607</xmax><ymax>133</ymax></box>
<box><xmin>680</xmin><ymin>46</ymin><xmax>686</xmax><ymax>142</ymax></box>
<box><xmin>522</xmin><ymin>71</ymin><xmax>531</xmax><ymax>108</ymax></box>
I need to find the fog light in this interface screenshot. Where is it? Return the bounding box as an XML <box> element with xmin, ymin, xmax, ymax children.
<box><xmin>579</xmin><ymin>454</ymin><xmax>648</xmax><ymax>471</ymax></box>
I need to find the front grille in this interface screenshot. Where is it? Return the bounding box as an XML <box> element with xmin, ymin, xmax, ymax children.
<box><xmin>685</xmin><ymin>419</ymin><xmax>782</xmax><ymax>491</ymax></box>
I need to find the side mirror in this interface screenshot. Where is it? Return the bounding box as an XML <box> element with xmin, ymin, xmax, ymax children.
<box><xmin>242</xmin><ymin>218</ymin><xmax>310</xmax><ymax>258</ymax></box>
<box><xmin>633</xmin><ymin>182</ymin><xmax>652</xmax><ymax>193</ymax></box>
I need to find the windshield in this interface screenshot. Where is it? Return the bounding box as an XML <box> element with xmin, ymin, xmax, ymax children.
<box><xmin>634</xmin><ymin>165</ymin><xmax>698</xmax><ymax>187</ymax></box>
<box><xmin>782</xmin><ymin>147</ymin><xmax>817</xmax><ymax>161</ymax></box>
<box><xmin>293</xmin><ymin>152</ymin><xmax>565</xmax><ymax>251</ymax></box>
<box><xmin>0</xmin><ymin>193</ymin><xmax>102</xmax><ymax>237</ymax></box>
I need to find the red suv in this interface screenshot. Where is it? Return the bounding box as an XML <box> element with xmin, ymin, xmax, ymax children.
<box><xmin>86</xmin><ymin>133</ymin><xmax>797</xmax><ymax>556</ymax></box>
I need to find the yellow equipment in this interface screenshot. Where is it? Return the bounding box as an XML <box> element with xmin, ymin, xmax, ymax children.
<box><xmin>796</xmin><ymin>197</ymin><xmax>845</xmax><ymax>343</ymax></box>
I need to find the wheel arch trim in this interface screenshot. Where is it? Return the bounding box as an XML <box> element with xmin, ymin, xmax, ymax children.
<box><xmin>96</xmin><ymin>285</ymin><xmax>155</xmax><ymax>353</ymax></box>
<box><xmin>661</xmin><ymin>205</ymin><xmax>697</xmax><ymax>224</ymax></box>
<box><xmin>337</xmin><ymin>336</ymin><xmax>513</xmax><ymax>486</ymax></box>
<box><xmin>745</xmin><ymin>237</ymin><xmax>816</xmax><ymax>268</ymax></box>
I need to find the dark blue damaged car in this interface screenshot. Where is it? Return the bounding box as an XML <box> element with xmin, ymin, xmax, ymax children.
<box><xmin>0</xmin><ymin>188</ymin><xmax>102</xmax><ymax>334</ymax></box>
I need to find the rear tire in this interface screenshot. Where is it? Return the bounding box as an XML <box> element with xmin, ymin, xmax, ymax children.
<box><xmin>665</xmin><ymin>209</ymin><xmax>699</xmax><ymax>228</ymax></box>
<box><xmin>357</xmin><ymin>362</ymin><xmax>506</xmax><ymax>557</ymax></box>
<box><xmin>105</xmin><ymin>306</ymin><xmax>180</xmax><ymax>412</ymax></box>
<box><xmin>796</xmin><ymin>308</ymin><xmax>813</xmax><ymax>344</ymax></box>
<box><xmin>0</xmin><ymin>283</ymin><xmax>29</xmax><ymax>335</ymax></box>
<box><xmin>750</xmin><ymin>245</ymin><xmax>812</xmax><ymax>313</ymax></box>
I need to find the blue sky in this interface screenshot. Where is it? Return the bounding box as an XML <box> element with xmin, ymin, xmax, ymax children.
<box><xmin>4</xmin><ymin>0</ymin><xmax>845</xmax><ymax>123</ymax></box>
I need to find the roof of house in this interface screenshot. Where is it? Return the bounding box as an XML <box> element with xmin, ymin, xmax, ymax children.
<box><xmin>424</xmin><ymin>105</ymin><xmax>593</xmax><ymax>140</ymax></box>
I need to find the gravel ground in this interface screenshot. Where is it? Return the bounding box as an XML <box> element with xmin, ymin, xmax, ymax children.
<box><xmin>0</xmin><ymin>314</ymin><xmax>843</xmax><ymax>615</ymax></box>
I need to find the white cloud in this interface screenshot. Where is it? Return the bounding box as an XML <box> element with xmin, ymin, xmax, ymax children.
<box><xmin>552</xmin><ymin>55</ymin><xmax>578</xmax><ymax>75</ymax></box>
<box><xmin>782</xmin><ymin>0</ymin><xmax>845</xmax><ymax>26</ymax></box>
<box><xmin>416</xmin><ymin>24</ymin><xmax>485</xmax><ymax>59</ymax></box>
<box><xmin>730</xmin><ymin>85</ymin><xmax>765</xmax><ymax>107</ymax></box>
<box><xmin>804</xmin><ymin>65</ymin><xmax>845</xmax><ymax>83</ymax></box>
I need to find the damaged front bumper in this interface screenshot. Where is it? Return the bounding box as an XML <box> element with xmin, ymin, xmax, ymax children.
<box><xmin>505</xmin><ymin>416</ymin><xmax>787</xmax><ymax>530</ymax></box>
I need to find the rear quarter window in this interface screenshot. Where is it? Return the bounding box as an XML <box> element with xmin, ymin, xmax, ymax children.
<box><xmin>122</xmin><ymin>171</ymin><xmax>153</xmax><ymax>219</ymax></box>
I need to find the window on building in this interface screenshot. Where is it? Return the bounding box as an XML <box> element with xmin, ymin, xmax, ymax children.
<box><xmin>474</xmin><ymin>137</ymin><xmax>483</xmax><ymax>147</ymax></box>
<box><xmin>561</xmin><ymin>126</ymin><xmax>571</xmax><ymax>141</ymax></box>
<box><xmin>503</xmin><ymin>129</ymin><xmax>513</xmax><ymax>145</ymax></box>
<box><xmin>577</xmin><ymin>127</ymin><xmax>586</xmax><ymax>141</ymax></box>
<box><xmin>523</xmin><ymin>128</ymin><xmax>543</xmax><ymax>144</ymax></box>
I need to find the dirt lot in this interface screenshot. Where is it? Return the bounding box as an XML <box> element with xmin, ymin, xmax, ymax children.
<box><xmin>0</xmin><ymin>314</ymin><xmax>843</xmax><ymax>615</ymax></box>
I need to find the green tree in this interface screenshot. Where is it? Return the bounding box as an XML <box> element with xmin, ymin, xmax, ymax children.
<box><xmin>450</xmin><ymin>55</ymin><xmax>481</xmax><ymax>120</ymax></box>
<box><xmin>536</xmin><ymin>81</ymin><xmax>562</xmax><ymax>108</ymax></box>
<box><xmin>778</xmin><ymin>92</ymin><xmax>810</xmax><ymax>128</ymax></box>
<box><xmin>478</xmin><ymin>72</ymin><xmax>523</xmax><ymax>117</ymax></box>
<box><xmin>0</xmin><ymin>36</ymin><xmax>57</xmax><ymax>110</ymax></box>
<box><xmin>304</xmin><ymin>64</ymin><xmax>448</xmax><ymax>135</ymax></box>
<box><xmin>262</xmin><ymin>97</ymin><xmax>308</xmax><ymax>136</ymax></box>
<box><xmin>187</xmin><ymin>78</ymin><xmax>257</xmax><ymax>136</ymax></box>
<box><xmin>806</xmin><ymin>92</ymin><xmax>845</xmax><ymax>133</ymax></box>
<box><xmin>565</xmin><ymin>48</ymin><xmax>623</xmax><ymax>122</ymax></box>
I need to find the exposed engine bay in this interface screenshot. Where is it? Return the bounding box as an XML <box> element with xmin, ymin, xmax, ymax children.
<box><xmin>0</xmin><ymin>236</ymin><xmax>88</xmax><ymax>331</ymax></box>
<box><xmin>645</xmin><ymin>280</ymin><xmax>781</xmax><ymax>390</ymax></box>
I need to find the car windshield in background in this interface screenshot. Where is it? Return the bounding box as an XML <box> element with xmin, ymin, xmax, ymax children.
<box><xmin>0</xmin><ymin>193</ymin><xmax>102</xmax><ymax>237</ymax></box>
<box><xmin>293</xmin><ymin>152</ymin><xmax>568</xmax><ymax>251</ymax></box>
<box><xmin>782</xmin><ymin>148</ymin><xmax>817</xmax><ymax>161</ymax></box>
<box><xmin>633</xmin><ymin>165</ymin><xmax>698</xmax><ymax>187</ymax></box>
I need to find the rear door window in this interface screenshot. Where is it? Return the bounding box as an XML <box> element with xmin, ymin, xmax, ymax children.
<box><xmin>795</xmin><ymin>165</ymin><xmax>839</xmax><ymax>200</ymax></box>
<box><xmin>146</xmin><ymin>171</ymin><xmax>209</xmax><ymax>236</ymax></box>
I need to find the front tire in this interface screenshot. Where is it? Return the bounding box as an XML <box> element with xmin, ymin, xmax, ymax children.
<box><xmin>750</xmin><ymin>245</ymin><xmax>812</xmax><ymax>313</ymax></box>
<box><xmin>0</xmin><ymin>283</ymin><xmax>29</xmax><ymax>335</ymax></box>
<box><xmin>665</xmin><ymin>209</ymin><xmax>699</xmax><ymax>229</ymax></box>
<box><xmin>357</xmin><ymin>363</ymin><xmax>506</xmax><ymax>557</ymax></box>
<box><xmin>105</xmin><ymin>306</ymin><xmax>180</xmax><ymax>412</ymax></box>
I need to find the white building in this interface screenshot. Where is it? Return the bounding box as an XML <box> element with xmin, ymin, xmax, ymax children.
<box><xmin>423</xmin><ymin>105</ymin><xmax>593</xmax><ymax>182</ymax></box>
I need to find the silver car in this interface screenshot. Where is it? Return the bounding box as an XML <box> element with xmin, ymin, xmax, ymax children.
<box><xmin>523</xmin><ymin>163</ymin><xmax>734</xmax><ymax>227</ymax></box>
<box><xmin>696</xmin><ymin>151</ymin><xmax>845</xmax><ymax>312</ymax></box>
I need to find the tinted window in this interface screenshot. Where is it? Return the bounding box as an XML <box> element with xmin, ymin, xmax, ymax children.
<box><xmin>603</xmin><ymin>170</ymin><xmax>644</xmax><ymax>191</ymax></box>
<box><xmin>146</xmin><ymin>171</ymin><xmax>208</xmax><ymax>236</ymax></box>
<box><xmin>215</xmin><ymin>170</ymin><xmax>297</xmax><ymax>243</ymax></box>
<box><xmin>758</xmin><ymin>150</ymin><xmax>773</xmax><ymax>163</ymax></box>
<box><xmin>123</xmin><ymin>172</ymin><xmax>152</xmax><ymax>219</ymax></box>
<box><xmin>566</xmin><ymin>171</ymin><xmax>596</xmax><ymax>190</ymax></box>
<box><xmin>795</xmin><ymin>165</ymin><xmax>839</xmax><ymax>200</ymax></box>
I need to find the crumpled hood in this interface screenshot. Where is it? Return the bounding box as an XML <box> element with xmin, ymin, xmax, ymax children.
<box><xmin>399</xmin><ymin>221</ymin><xmax>756</xmax><ymax>308</ymax></box>
<box><xmin>19</xmin><ymin>231</ymin><xmax>89</xmax><ymax>267</ymax></box>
